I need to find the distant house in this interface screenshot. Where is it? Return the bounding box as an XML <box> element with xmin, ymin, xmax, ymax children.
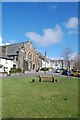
<box><xmin>0</xmin><ymin>56</ymin><xmax>13</xmax><ymax>75</ymax></box>
<box><xmin>42</xmin><ymin>58</ymin><xmax>51</xmax><ymax>68</ymax></box>
<box><xmin>50</xmin><ymin>59</ymin><xmax>75</xmax><ymax>70</ymax></box>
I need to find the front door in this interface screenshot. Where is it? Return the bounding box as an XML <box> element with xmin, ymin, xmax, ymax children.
<box><xmin>24</xmin><ymin>61</ymin><xmax>28</xmax><ymax>71</ymax></box>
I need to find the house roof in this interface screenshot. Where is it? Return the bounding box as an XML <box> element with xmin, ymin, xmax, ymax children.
<box><xmin>7</xmin><ymin>42</ymin><xmax>24</xmax><ymax>55</ymax></box>
<box><xmin>1</xmin><ymin>41</ymin><xmax>29</xmax><ymax>56</ymax></box>
<box><xmin>0</xmin><ymin>56</ymin><xmax>13</xmax><ymax>60</ymax></box>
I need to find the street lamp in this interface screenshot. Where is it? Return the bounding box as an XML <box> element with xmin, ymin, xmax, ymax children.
<box><xmin>45</xmin><ymin>51</ymin><xmax>46</xmax><ymax>73</ymax></box>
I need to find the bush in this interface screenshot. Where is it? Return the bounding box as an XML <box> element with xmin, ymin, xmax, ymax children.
<box><xmin>60</xmin><ymin>69</ymin><xmax>65</xmax><ymax>74</ymax></box>
<box><xmin>16</xmin><ymin>68</ymin><xmax>22</xmax><ymax>73</ymax></box>
<box><xmin>9</xmin><ymin>68</ymin><xmax>22</xmax><ymax>74</ymax></box>
<box><xmin>40</xmin><ymin>68</ymin><xmax>49</xmax><ymax>71</ymax></box>
<box><xmin>60</xmin><ymin>70</ymin><xmax>63</xmax><ymax>74</ymax></box>
<box><xmin>9</xmin><ymin>68</ymin><xmax>16</xmax><ymax>74</ymax></box>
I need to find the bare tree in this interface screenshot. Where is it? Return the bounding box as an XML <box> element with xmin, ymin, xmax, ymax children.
<box><xmin>73</xmin><ymin>54</ymin><xmax>80</xmax><ymax>70</ymax></box>
<box><xmin>61</xmin><ymin>47</ymin><xmax>72</xmax><ymax>70</ymax></box>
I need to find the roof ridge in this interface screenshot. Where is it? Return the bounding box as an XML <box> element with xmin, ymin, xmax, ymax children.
<box><xmin>0</xmin><ymin>40</ymin><xmax>30</xmax><ymax>47</ymax></box>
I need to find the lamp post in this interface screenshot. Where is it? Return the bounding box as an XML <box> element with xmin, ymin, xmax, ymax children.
<box><xmin>45</xmin><ymin>51</ymin><xmax>46</xmax><ymax>73</ymax></box>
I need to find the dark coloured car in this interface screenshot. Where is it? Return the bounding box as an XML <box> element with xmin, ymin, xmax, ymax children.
<box><xmin>67</xmin><ymin>71</ymin><xmax>72</xmax><ymax>76</ymax></box>
<box><xmin>62</xmin><ymin>69</ymin><xmax>67</xmax><ymax>75</ymax></box>
<box><xmin>62</xmin><ymin>70</ymin><xmax>72</xmax><ymax>76</ymax></box>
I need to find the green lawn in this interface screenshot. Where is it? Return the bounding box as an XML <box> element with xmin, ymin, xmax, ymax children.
<box><xmin>2</xmin><ymin>76</ymin><xmax>78</xmax><ymax>118</ymax></box>
<box><xmin>0</xmin><ymin>80</ymin><xmax>2</xmax><ymax>119</ymax></box>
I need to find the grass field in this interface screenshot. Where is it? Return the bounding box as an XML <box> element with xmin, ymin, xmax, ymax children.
<box><xmin>0</xmin><ymin>79</ymin><xmax>2</xmax><ymax>119</ymax></box>
<box><xmin>2</xmin><ymin>76</ymin><xmax>78</xmax><ymax>118</ymax></box>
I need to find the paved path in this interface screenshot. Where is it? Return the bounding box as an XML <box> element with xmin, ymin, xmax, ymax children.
<box><xmin>0</xmin><ymin>71</ymin><xmax>58</xmax><ymax>79</ymax></box>
<box><xmin>0</xmin><ymin>71</ymin><xmax>79</xmax><ymax>80</ymax></box>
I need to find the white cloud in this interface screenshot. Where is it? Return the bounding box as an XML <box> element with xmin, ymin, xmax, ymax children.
<box><xmin>70</xmin><ymin>52</ymin><xmax>78</xmax><ymax>59</ymax></box>
<box><xmin>5</xmin><ymin>43</ymin><xmax>10</xmax><ymax>45</ymax></box>
<box><xmin>0</xmin><ymin>35</ymin><xmax>16</xmax><ymax>46</ymax></box>
<box><xmin>0</xmin><ymin>35</ymin><xmax>10</xmax><ymax>46</ymax></box>
<box><xmin>68</xmin><ymin>30</ymin><xmax>78</xmax><ymax>35</ymax></box>
<box><xmin>50</xmin><ymin>57</ymin><xmax>64</xmax><ymax>60</ymax></box>
<box><xmin>65</xmin><ymin>17</ymin><xmax>78</xmax><ymax>29</ymax></box>
<box><xmin>8</xmin><ymin>39</ymin><xmax>16</xmax><ymax>44</ymax></box>
<box><xmin>50</xmin><ymin>53</ymin><xmax>78</xmax><ymax>60</ymax></box>
<box><xmin>26</xmin><ymin>25</ymin><xmax>64</xmax><ymax>47</ymax></box>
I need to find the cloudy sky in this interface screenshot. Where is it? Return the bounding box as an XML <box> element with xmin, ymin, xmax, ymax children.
<box><xmin>0</xmin><ymin>2</ymin><xmax>78</xmax><ymax>58</ymax></box>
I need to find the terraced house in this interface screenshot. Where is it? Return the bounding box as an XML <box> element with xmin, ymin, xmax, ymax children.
<box><xmin>0</xmin><ymin>41</ymin><xmax>45</xmax><ymax>73</ymax></box>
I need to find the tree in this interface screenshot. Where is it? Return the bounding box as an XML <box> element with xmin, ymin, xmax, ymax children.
<box><xmin>73</xmin><ymin>54</ymin><xmax>80</xmax><ymax>70</ymax></box>
<box><xmin>61</xmin><ymin>47</ymin><xmax>72</xmax><ymax>70</ymax></box>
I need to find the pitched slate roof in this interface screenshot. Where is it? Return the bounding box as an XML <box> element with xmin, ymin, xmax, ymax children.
<box><xmin>7</xmin><ymin>42</ymin><xmax>24</xmax><ymax>55</ymax></box>
<box><xmin>8</xmin><ymin>41</ymin><xmax>30</xmax><ymax>55</ymax></box>
<box><xmin>1</xmin><ymin>41</ymin><xmax>29</xmax><ymax>56</ymax></box>
<box><xmin>0</xmin><ymin>56</ymin><xmax>13</xmax><ymax>60</ymax></box>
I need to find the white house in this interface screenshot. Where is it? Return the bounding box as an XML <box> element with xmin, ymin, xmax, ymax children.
<box><xmin>42</xmin><ymin>58</ymin><xmax>53</xmax><ymax>71</ymax></box>
<box><xmin>42</xmin><ymin>59</ymin><xmax>50</xmax><ymax>68</ymax></box>
<box><xmin>0</xmin><ymin>57</ymin><xmax>13</xmax><ymax>75</ymax></box>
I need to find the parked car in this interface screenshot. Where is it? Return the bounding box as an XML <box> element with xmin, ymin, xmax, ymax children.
<box><xmin>72</xmin><ymin>70</ymin><xmax>80</xmax><ymax>77</ymax></box>
<box><xmin>55</xmin><ymin>68</ymin><xmax>60</xmax><ymax>73</ymax></box>
<box><xmin>62</xmin><ymin>69</ymin><xmax>67</xmax><ymax>75</ymax></box>
<box><xmin>62</xmin><ymin>69</ymin><xmax>72</xmax><ymax>76</ymax></box>
<box><xmin>67</xmin><ymin>71</ymin><xmax>72</xmax><ymax>76</ymax></box>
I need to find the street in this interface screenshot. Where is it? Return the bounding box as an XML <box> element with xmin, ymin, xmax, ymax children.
<box><xmin>0</xmin><ymin>70</ymin><xmax>79</xmax><ymax>80</ymax></box>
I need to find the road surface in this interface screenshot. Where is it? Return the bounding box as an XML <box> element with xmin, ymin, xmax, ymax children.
<box><xmin>0</xmin><ymin>71</ymin><xmax>79</xmax><ymax>80</ymax></box>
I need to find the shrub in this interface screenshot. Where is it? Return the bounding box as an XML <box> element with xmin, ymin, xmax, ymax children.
<box><xmin>60</xmin><ymin>69</ymin><xmax>64</xmax><ymax>74</ymax></box>
<box><xmin>9</xmin><ymin>68</ymin><xmax>22</xmax><ymax>74</ymax></box>
<box><xmin>40</xmin><ymin>68</ymin><xmax>49</xmax><ymax>71</ymax></box>
<box><xmin>9</xmin><ymin>68</ymin><xmax>16</xmax><ymax>74</ymax></box>
<box><xmin>16</xmin><ymin>68</ymin><xmax>22</xmax><ymax>73</ymax></box>
<box><xmin>60</xmin><ymin>70</ymin><xmax>63</xmax><ymax>74</ymax></box>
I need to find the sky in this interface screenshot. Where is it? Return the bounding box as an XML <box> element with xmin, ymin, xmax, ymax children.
<box><xmin>2</xmin><ymin>0</ymin><xmax>79</xmax><ymax>2</ymax></box>
<box><xmin>1</xmin><ymin>2</ymin><xmax>78</xmax><ymax>59</ymax></box>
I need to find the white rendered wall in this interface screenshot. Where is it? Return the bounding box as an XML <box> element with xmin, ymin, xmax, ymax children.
<box><xmin>0</xmin><ymin>58</ymin><xmax>13</xmax><ymax>74</ymax></box>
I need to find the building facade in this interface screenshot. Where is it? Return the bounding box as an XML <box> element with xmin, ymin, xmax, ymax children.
<box><xmin>50</xmin><ymin>59</ymin><xmax>75</xmax><ymax>70</ymax></box>
<box><xmin>0</xmin><ymin>41</ymin><xmax>45</xmax><ymax>73</ymax></box>
<box><xmin>0</xmin><ymin>57</ymin><xmax>13</xmax><ymax>74</ymax></box>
